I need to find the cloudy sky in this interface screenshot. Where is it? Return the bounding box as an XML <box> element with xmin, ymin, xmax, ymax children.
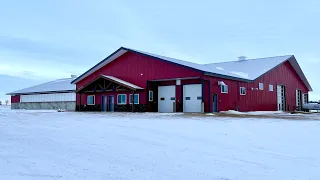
<box><xmin>1</xmin><ymin>0</ymin><xmax>320</xmax><ymax>102</ymax></box>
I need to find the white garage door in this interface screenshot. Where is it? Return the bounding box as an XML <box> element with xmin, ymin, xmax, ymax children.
<box><xmin>183</xmin><ymin>84</ymin><xmax>202</xmax><ymax>112</ymax></box>
<box><xmin>158</xmin><ymin>86</ymin><xmax>176</xmax><ymax>113</ymax></box>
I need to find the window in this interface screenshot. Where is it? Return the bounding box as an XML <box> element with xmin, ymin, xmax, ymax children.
<box><xmin>185</xmin><ymin>97</ymin><xmax>191</xmax><ymax>100</ymax></box>
<box><xmin>259</xmin><ymin>83</ymin><xmax>264</xmax><ymax>90</ymax></box>
<box><xmin>240</xmin><ymin>87</ymin><xmax>246</xmax><ymax>95</ymax></box>
<box><xmin>129</xmin><ymin>94</ymin><xmax>139</xmax><ymax>104</ymax></box>
<box><xmin>170</xmin><ymin>97</ymin><xmax>176</xmax><ymax>100</ymax></box>
<box><xmin>197</xmin><ymin>96</ymin><xmax>202</xmax><ymax>100</ymax></box>
<box><xmin>87</xmin><ymin>95</ymin><xmax>95</xmax><ymax>105</ymax></box>
<box><xmin>149</xmin><ymin>91</ymin><xmax>153</xmax><ymax>101</ymax></box>
<box><xmin>269</xmin><ymin>84</ymin><xmax>273</xmax><ymax>91</ymax></box>
<box><xmin>117</xmin><ymin>94</ymin><xmax>127</xmax><ymax>104</ymax></box>
<box><xmin>221</xmin><ymin>85</ymin><xmax>228</xmax><ymax>93</ymax></box>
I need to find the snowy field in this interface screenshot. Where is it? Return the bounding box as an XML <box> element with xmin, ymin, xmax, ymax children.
<box><xmin>1</xmin><ymin>106</ymin><xmax>320</xmax><ymax>180</ymax></box>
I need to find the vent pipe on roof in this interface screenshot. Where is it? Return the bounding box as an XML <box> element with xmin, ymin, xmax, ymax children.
<box><xmin>71</xmin><ymin>75</ymin><xmax>78</xmax><ymax>78</ymax></box>
<box><xmin>238</xmin><ymin>56</ymin><xmax>247</xmax><ymax>61</ymax></box>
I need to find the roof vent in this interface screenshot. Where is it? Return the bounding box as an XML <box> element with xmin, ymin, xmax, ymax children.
<box><xmin>71</xmin><ymin>75</ymin><xmax>78</xmax><ymax>78</ymax></box>
<box><xmin>238</xmin><ymin>56</ymin><xmax>247</xmax><ymax>61</ymax></box>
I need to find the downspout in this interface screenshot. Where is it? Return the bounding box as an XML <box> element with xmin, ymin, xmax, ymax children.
<box><xmin>201</xmin><ymin>78</ymin><xmax>205</xmax><ymax>113</ymax></box>
<box><xmin>236</xmin><ymin>82</ymin><xmax>240</xmax><ymax>111</ymax></box>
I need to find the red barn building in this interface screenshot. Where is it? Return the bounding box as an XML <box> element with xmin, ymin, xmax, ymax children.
<box><xmin>71</xmin><ymin>47</ymin><xmax>312</xmax><ymax>113</ymax></box>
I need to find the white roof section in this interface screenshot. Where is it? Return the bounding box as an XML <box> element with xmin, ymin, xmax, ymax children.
<box><xmin>71</xmin><ymin>47</ymin><xmax>312</xmax><ymax>91</ymax></box>
<box><xmin>7</xmin><ymin>78</ymin><xmax>76</xmax><ymax>95</ymax></box>
<box><xmin>202</xmin><ymin>55</ymin><xmax>293</xmax><ymax>80</ymax></box>
<box><xmin>101</xmin><ymin>75</ymin><xmax>143</xmax><ymax>90</ymax></box>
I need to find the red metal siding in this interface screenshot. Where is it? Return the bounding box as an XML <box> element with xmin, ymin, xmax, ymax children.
<box><xmin>76</xmin><ymin>52</ymin><xmax>202</xmax><ymax>105</ymax></box>
<box><xmin>11</xmin><ymin>95</ymin><xmax>20</xmax><ymax>103</ymax></box>
<box><xmin>79</xmin><ymin>91</ymin><xmax>145</xmax><ymax>106</ymax></box>
<box><xmin>205</xmin><ymin>61</ymin><xmax>309</xmax><ymax>112</ymax></box>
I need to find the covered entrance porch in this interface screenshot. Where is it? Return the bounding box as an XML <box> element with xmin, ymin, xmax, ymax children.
<box><xmin>76</xmin><ymin>75</ymin><xmax>144</xmax><ymax>112</ymax></box>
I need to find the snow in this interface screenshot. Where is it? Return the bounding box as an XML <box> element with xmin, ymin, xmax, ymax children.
<box><xmin>202</xmin><ymin>55</ymin><xmax>292</xmax><ymax>80</ymax></box>
<box><xmin>221</xmin><ymin>110</ymin><xmax>287</xmax><ymax>115</ymax></box>
<box><xmin>7</xmin><ymin>78</ymin><xmax>76</xmax><ymax>95</ymax></box>
<box><xmin>1</xmin><ymin>108</ymin><xmax>320</xmax><ymax>180</ymax></box>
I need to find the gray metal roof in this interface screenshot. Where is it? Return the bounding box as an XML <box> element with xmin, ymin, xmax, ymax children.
<box><xmin>7</xmin><ymin>78</ymin><xmax>76</xmax><ymax>95</ymax></box>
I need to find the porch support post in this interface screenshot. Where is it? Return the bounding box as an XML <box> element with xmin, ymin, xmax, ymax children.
<box><xmin>132</xmin><ymin>91</ymin><xmax>135</xmax><ymax>112</ymax></box>
<box><xmin>79</xmin><ymin>93</ymin><xmax>82</xmax><ymax>111</ymax></box>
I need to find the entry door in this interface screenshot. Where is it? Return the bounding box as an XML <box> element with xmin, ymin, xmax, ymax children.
<box><xmin>158</xmin><ymin>86</ymin><xmax>176</xmax><ymax>112</ymax></box>
<box><xmin>296</xmin><ymin>89</ymin><xmax>302</xmax><ymax>111</ymax></box>
<box><xmin>277</xmin><ymin>85</ymin><xmax>285</xmax><ymax>111</ymax></box>
<box><xmin>101</xmin><ymin>96</ymin><xmax>107</xmax><ymax>112</ymax></box>
<box><xmin>183</xmin><ymin>84</ymin><xmax>202</xmax><ymax>112</ymax></box>
<box><xmin>108</xmin><ymin>96</ymin><xmax>115</xmax><ymax>112</ymax></box>
<box><xmin>212</xmin><ymin>94</ymin><xmax>218</xmax><ymax>112</ymax></box>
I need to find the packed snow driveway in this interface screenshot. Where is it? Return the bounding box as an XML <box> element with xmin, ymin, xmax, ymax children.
<box><xmin>0</xmin><ymin>109</ymin><xmax>320</xmax><ymax>180</ymax></box>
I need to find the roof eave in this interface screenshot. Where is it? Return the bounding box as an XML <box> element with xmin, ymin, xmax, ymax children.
<box><xmin>288</xmin><ymin>56</ymin><xmax>313</xmax><ymax>91</ymax></box>
<box><xmin>71</xmin><ymin>47</ymin><xmax>127</xmax><ymax>84</ymax></box>
<box><xmin>7</xmin><ymin>90</ymin><xmax>76</xmax><ymax>96</ymax></box>
<box><xmin>204</xmin><ymin>72</ymin><xmax>252</xmax><ymax>82</ymax></box>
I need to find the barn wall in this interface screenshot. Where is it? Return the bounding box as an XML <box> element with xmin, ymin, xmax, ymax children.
<box><xmin>11</xmin><ymin>95</ymin><xmax>20</xmax><ymax>103</ymax></box>
<box><xmin>205</xmin><ymin>61</ymin><xmax>309</xmax><ymax>112</ymax></box>
<box><xmin>76</xmin><ymin>52</ymin><xmax>202</xmax><ymax>105</ymax></box>
<box><xmin>11</xmin><ymin>102</ymin><xmax>76</xmax><ymax>111</ymax></box>
<box><xmin>20</xmin><ymin>93</ymin><xmax>76</xmax><ymax>102</ymax></box>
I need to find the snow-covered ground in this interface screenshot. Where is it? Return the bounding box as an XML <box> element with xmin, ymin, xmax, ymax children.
<box><xmin>1</xmin><ymin>107</ymin><xmax>320</xmax><ymax>180</ymax></box>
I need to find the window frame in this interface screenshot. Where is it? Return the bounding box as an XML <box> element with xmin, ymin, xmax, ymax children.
<box><xmin>87</xmin><ymin>95</ymin><xmax>95</xmax><ymax>105</ymax></box>
<box><xmin>129</xmin><ymin>94</ymin><xmax>140</xmax><ymax>104</ymax></box>
<box><xmin>269</xmin><ymin>84</ymin><xmax>274</xmax><ymax>92</ymax></box>
<box><xmin>221</xmin><ymin>85</ymin><xmax>228</xmax><ymax>94</ymax></box>
<box><xmin>117</xmin><ymin>94</ymin><xmax>127</xmax><ymax>105</ymax></box>
<box><xmin>259</xmin><ymin>83</ymin><xmax>264</xmax><ymax>90</ymax></box>
<box><xmin>149</xmin><ymin>90</ymin><xmax>153</xmax><ymax>101</ymax></box>
<box><xmin>240</xmin><ymin>87</ymin><xmax>246</xmax><ymax>95</ymax></box>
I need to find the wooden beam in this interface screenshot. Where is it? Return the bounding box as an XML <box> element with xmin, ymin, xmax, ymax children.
<box><xmin>83</xmin><ymin>89</ymin><xmax>129</xmax><ymax>93</ymax></box>
<box><xmin>98</xmin><ymin>84</ymin><xmax>103</xmax><ymax>90</ymax></box>
<box><xmin>106</xmin><ymin>82</ymin><xmax>112</xmax><ymax>89</ymax></box>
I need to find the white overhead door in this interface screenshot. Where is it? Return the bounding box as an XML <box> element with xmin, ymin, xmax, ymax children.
<box><xmin>158</xmin><ymin>86</ymin><xmax>176</xmax><ymax>113</ymax></box>
<box><xmin>183</xmin><ymin>84</ymin><xmax>202</xmax><ymax>112</ymax></box>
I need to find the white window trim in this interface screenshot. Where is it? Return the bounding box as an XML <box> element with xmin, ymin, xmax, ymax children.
<box><xmin>221</xmin><ymin>85</ymin><xmax>228</xmax><ymax>94</ymax></box>
<box><xmin>240</xmin><ymin>87</ymin><xmax>246</xmax><ymax>95</ymax></box>
<box><xmin>269</xmin><ymin>84</ymin><xmax>274</xmax><ymax>91</ymax></box>
<box><xmin>149</xmin><ymin>90</ymin><xmax>153</xmax><ymax>101</ymax></box>
<box><xmin>259</xmin><ymin>83</ymin><xmax>264</xmax><ymax>90</ymax></box>
<box><xmin>129</xmin><ymin>94</ymin><xmax>140</xmax><ymax>104</ymax></box>
<box><xmin>87</xmin><ymin>95</ymin><xmax>95</xmax><ymax>105</ymax></box>
<box><xmin>117</xmin><ymin>94</ymin><xmax>127</xmax><ymax>105</ymax></box>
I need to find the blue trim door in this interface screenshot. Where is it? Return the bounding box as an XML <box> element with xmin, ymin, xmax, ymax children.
<box><xmin>108</xmin><ymin>96</ymin><xmax>115</xmax><ymax>112</ymax></box>
<box><xmin>101</xmin><ymin>96</ymin><xmax>107</xmax><ymax>111</ymax></box>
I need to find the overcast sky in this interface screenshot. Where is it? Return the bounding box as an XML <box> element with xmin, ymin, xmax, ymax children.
<box><xmin>1</xmin><ymin>0</ymin><xmax>320</xmax><ymax>102</ymax></box>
